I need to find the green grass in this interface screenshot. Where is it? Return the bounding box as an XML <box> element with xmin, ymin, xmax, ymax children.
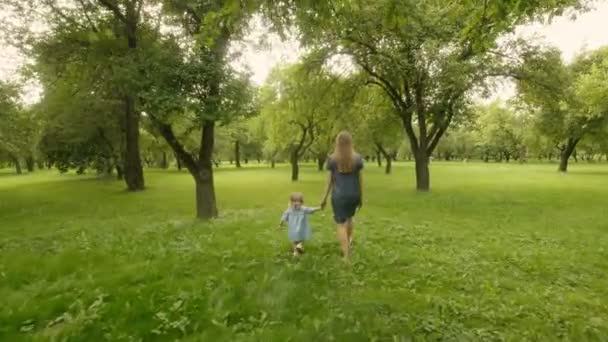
<box><xmin>1</xmin><ymin>162</ymin><xmax>608</xmax><ymax>341</ymax></box>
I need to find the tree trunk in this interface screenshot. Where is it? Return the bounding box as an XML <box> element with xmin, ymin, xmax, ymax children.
<box><xmin>414</xmin><ymin>151</ymin><xmax>430</xmax><ymax>191</ymax></box>
<box><xmin>25</xmin><ymin>156</ymin><xmax>35</xmax><ymax>172</ymax></box>
<box><xmin>195</xmin><ymin>121</ymin><xmax>218</xmax><ymax>218</ymax></box>
<box><xmin>271</xmin><ymin>159</ymin><xmax>276</xmax><ymax>168</ymax></box>
<box><xmin>123</xmin><ymin>95</ymin><xmax>144</xmax><ymax>191</ymax></box>
<box><xmin>317</xmin><ymin>154</ymin><xmax>326</xmax><ymax>171</ymax></box>
<box><xmin>558</xmin><ymin>138</ymin><xmax>580</xmax><ymax>173</ymax></box>
<box><xmin>376</xmin><ymin>150</ymin><xmax>382</xmax><ymax>167</ymax></box>
<box><xmin>160</xmin><ymin>151</ymin><xmax>168</xmax><ymax>169</ymax></box>
<box><xmin>36</xmin><ymin>159</ymin><xmax>44</xmax><ymax>170</ymax></box>
<box><xmin>290</xmin><ymin>150</ymin><xmax>299</xmax><ymax>181</ymax></box>
<box><xmin>376</xmin><ymin>143</ymin><xmax>392</xmax><ymax>175</ymax></box>
<box><xmin>115</xmin><ymin>164</ymin><xmax>124</xmax><ymax>180</ymax></box>
<box><xmin>175</xmin><ymin>153</ymin><xmax>182</xmax><ymax>171</ymax></box>
<box><xmin>195</xmin><ymin>175</ymin><xmax>216</xmax><ymax>218</ymax></box>
<box><xmin>235</xmin><ymin>140</ymin><xmax>241</xmax><ymax>168</ymax></box>
<box><xmin>12</xmin><ymin>156</ymin><xmax>22</xmax><ymax>174</ymax></box>
<box><xmin>152</xmin><ymin>116</ymin><xmax>218</xmax><ymax>219</ymax></box>
<box><xmin>119</xmin><ymin>4</ymin><xmax>144</xmax><ymax>191</ymax></box>
<box><xmin>573</xmin><ymin>149</ymin><xmax>578</xmax><ymax>162</ymax></box>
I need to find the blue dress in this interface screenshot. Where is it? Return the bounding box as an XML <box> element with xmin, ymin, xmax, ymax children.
<box><xmin>327</xmin><ymin>156</ymin><xmax>364</xmax><ymax>223</ymax></box>
<box><xmin>281</xmin><ymin>207</ymin><xmax>316</xmax><ymax>242</ymax></box>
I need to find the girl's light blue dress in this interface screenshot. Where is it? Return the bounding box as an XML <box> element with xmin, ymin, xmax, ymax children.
<box><xmin>281</xmin><ymin>207</ymin><xmax>315</xmax><ymax>242</ymax></box>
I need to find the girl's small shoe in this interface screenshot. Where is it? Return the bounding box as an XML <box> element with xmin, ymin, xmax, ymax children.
<box><xmin>295</xmin><ymin>243</ymin><xmax>304</xmax><ymax>254</ymax></box>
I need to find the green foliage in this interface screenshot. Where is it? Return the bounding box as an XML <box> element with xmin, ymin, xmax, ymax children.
<box><xmin>272</xmin><ymin>0</ymin><xmax>588</xmax><ymax>188</ymax></box>
<box><xmin>517</xmin><ymin>46</ymin><xmax>608</xmax><ymax>147</ymax></box>
<box><xmin>259</xmin><ymin>63</ymin><xmax>350</xmax><ymax>159</ymax></box>
<box><xmin>1</xmin><ymin>164</ymin><xmax>608</xmax><ymax>340</ymax></box>
<box><xmin>347</xmin><ymin>85</ymin><xmax>402</xmax><ymax>156</ymax></box>
<box><xmin>473</xmin><ymin>102</ymin><xmax>526</xmax><ymax>162</ymax></box>
<box><xmin>0</xmin><ymin>82</ymin><xmax>40</xmax><ymax>168</ymax></box>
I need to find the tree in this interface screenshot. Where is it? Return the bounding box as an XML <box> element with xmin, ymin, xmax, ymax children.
<box><xmin>349</xmin><ymin>85</ymin><xmax>401</xmax><ymax>174</ymax></box>
<box><xmin>517</xmin><ymin>46</ymin><xmax>608</xmax><ymax>172</ymax></box>
<box><xmin>143</xmin><ymin>1</ymin><xmax>259</xmax><ymax>218</ymax></box>
<box><xmin>279</xmin><ymin>0</ymin><xmax>588</xmax><ymax>191</ymax></box>
<box><xmin>31</xmin><ymin>25</ymin><xmax>127</xmax><ymax>177</ymax></box>
<box><xmin>474</xmin><ymin>102</ymin><xmax>524</xmax><ymax>162</ymax></box>
<box><xmin>0</xmin><ymin>81</ymin><xmax>35</xmax><ymax>174</ymax></box>
<box><xmin>260</xmin><ymin>63</ymin><xmax>344</xmax><ymax>181</ymax></box>
<box><xmin>6</xmin><ymin>0</ymin><xmax>161</xmax><ymax>189</ymax></box>
<box><xmin>94</xmin><ymin>0</ymin><xmax>147</xmax><ymax>190</ymax></box>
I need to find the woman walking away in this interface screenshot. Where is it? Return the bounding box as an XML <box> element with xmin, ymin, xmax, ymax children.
<box><xmin>321</xmin><ymin>131</ymin><xmax>363</xmax><ymax>262</ymax></box>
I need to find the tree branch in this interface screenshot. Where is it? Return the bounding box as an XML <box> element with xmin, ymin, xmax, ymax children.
<box><xmin>44</xmin><ymin>0</ymin><xmax>88</xmax><ymax>30</ymax></box>
<box><xmin>148</xmin><ymin>113</ymin><xmax>198</xmax><ymax>175</ymax></box>
<box><xmin>97</xmin><ymin>0</ymin><xmax>126</xmax><ymax>22</ymax></box>
<box><xmin>76</xmin><ymin>0</ymin><xmax>99</xmax><ymax>32</ymax></box>
<box><xmin>356</xmin><ymin>58</ymin><xmax>407</xmax><ymax>112</ymax></box>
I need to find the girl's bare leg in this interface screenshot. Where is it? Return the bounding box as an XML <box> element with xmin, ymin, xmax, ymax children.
<box><xmin>337</xmin><ymin>223</ymin><xmax>350</xmax><ymax>261</ymax></box>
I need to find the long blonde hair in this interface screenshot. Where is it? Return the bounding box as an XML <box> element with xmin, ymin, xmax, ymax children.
<box><xmin>330</xmin><ymin>131</ymin><xmax>357</xmax><ymax>173</ymax></box>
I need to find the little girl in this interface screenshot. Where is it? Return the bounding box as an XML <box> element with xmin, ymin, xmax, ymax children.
<box><xmin>279</xmin><ymin>192</ymin><xmax>321</xmax><ymax>256</ymax></box>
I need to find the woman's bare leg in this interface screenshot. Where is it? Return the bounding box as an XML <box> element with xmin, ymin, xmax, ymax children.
<box><xmin>346</xmin><ymin>218</ymin><xmax>354</xmax><ymax>245</ymax></box>
<box><xmin>337</xmin><ymin>223</ymin><xmax>350</xmax><ymax>261</ymax></box>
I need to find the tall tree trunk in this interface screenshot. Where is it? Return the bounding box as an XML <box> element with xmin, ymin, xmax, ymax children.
<box><xmin>160</xmin><ymin>151</ymin><xmax>168</xmax><ymax>169</ymax></box>
<box><xmin>376</xmin><ymin>143</ymin><xmax>392</xmax><ymax>175</ymax></box>
<box><xmin>195</xmin><ymin>175</ymin><xmax>216</xmax><ymax>218</ymax></box>
<box><xmin>116</xmin><ymin>164</ymin><xmax>124</xmax><ymax>180</ymax></box>
<box><xmin>572</xmin><ymin>149</ymin><xmax>578</xmax><ymax>162</ymax></box>
<box><xmin>25</xmin><ymin>156</ymin><xmax>35</xmax><ymax>172</ymax></box>
<box><xmin>116</xmin><ymin>3</ymin><xmax>145</xmax><ymax>191</ymax></box>
<box><xmin>195</xmin><ymin>121</ymin><xmax>218</xmax><ymax>218</ymax></box>
<box><xmin>152</xmin><ymin>116</ymin><xmax>218</xmax><ymax>219</ymax></box>
<box><xmin>376</xmin><ymin>150</ymin><xmax>382</xmax><ymax>167</ymax></box>
<box><xmin>235</xmin><ymin>140</ymin><xmax>241</xmax><ymax>168</ymax></box>
<box><xmin>414</xmin><ymin>150</ymin><xmax>430</xmax><ymax>191</ymax></box>
<box><xmin>36</xmin><ymin>159</ymin><xmax>44</xmax><ymax>170</ymax></box>
<box><xmin>290</xmin><ymin>150</ymin><xmax>299</xmax><ymax>181</ymax></box>
<box><xmin>271</xmin><ymin>159</ymin><xmax>276</xmax><ymax>168</ymax></box>
<box><xmin>385</xmin><ymin>156</ymin><xmax>392</xmax><ymax>174</ymax></box>
<box><xmin>123</xmin><ymin>95</ymin><xmax>144</xmax><ymax>190</ymax></box>
<box><xmin>558</xmin><ymin>138</ymin><xmax>580</xmax><ymax>173</ymax></box>
<box><xmin>317</xmin><ymin>153</ymin><xmax>326</xmax><ymax>171</ymax></box>
<box><xmin>12</xmin><ymin>156</ymin><xmax>22</xmax><ymax>174</ymax></box>
<box><xmin>175</xmin><ymin>153</ymin><xmax>182</xmax><ymax>171</ymax></box>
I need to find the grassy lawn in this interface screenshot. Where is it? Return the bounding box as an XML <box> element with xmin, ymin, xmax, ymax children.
<box><xmin>1</xmin><ymin>162</ymin><xmax>607</xmax><ymax>341</ymax></box>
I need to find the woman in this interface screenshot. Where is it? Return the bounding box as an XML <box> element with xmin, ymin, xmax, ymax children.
<box><xmin>321</xmin><ymin>131</ymin><xmax>363</xmax><ymax>261</ymax></box>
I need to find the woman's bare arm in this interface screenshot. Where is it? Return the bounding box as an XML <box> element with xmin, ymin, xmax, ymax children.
<box><xmin>358</xmin><ymin>172</ymin><xmax>363</xmax><ymax>210</ymax></box>
<box><xmin>321</xmin><ymin>173</ymin><xmax>334</xmax><ymax>209</ymax></box>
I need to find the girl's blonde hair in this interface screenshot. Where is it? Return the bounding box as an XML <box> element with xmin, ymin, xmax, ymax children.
<box><xmin>288</xmin><ymin>192</ymin><xmax>304</xmax><ymax>208</ymax></box>
<box><xmin>330</xmin><ymin>131</ymin><xmax>357</xmax><ymax>173</ymax></box>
